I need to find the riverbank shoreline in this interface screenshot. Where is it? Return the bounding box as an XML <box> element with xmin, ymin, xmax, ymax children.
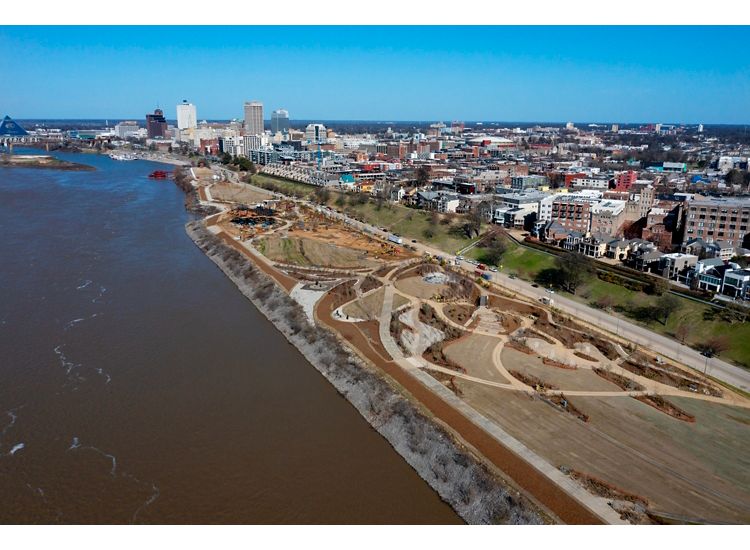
<box><xmin>0</xmin><ymin>154</ymin><xmax>95</xmax><ymax>171</ymax></box>
<box><xmin>184</xmin><ymin>218</ymin><xmax>548</xmax><ymax>524</ymax></box>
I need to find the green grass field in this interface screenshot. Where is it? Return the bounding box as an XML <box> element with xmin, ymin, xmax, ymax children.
<box><xmin>467</xmin><ymin>237</ymin><xmax>556</xmax><ymax>277</ymax></box>
<box><xmin>251</xmin><ymin>173</ymin><xmax>318</xmax><ymax>198</ymax></box>
<box><xmin>340</xmin><ymin>202</ymin><xmax>481</xmax><ymax>254</ymax></box>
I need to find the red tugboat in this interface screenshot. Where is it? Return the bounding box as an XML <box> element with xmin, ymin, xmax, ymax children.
<box><xmin>148</xmin><ymin>170</ymin><xmax>170</xmax><ymax>179</ymax></box>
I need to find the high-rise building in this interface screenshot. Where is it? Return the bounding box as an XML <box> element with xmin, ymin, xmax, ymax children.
<box><xmin>145</xmin><ymin>108</ymin><xmax>168</xmax><ymax>139</ymax></box>
<box><xmin>115</xmin><ymin>121</ymin><xmax>140</xmax><ymax>138</ymax></box>
<box><xmin>243</xmin><ymin>101</ymin><xmax>264</xmax><ymax>135</ymax></box>
<box><xmin>305</xmin><ymin>123</ymin><xmax>327</xmax><ymax>143</ymax></box>
<box><xmin>176</xmin><ymin>100</ymin><xmax>197</xmax><ymax>130</ymax></box>
<box><xmin>271</xmin><ymin>109</ymin><xmax>290</xmax><ymax>135</ymax></box>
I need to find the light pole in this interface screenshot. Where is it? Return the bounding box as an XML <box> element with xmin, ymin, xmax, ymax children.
<box><xmin>703</xmin><ymin>352</ymin><xmax>712</xmax><ymax>376</ymax></box>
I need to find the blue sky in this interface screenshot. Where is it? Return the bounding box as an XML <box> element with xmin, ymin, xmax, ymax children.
<box><xmin>1</xmin><ymin>26</ymin><xmax>748</xmax><ymax>123</ymax></box>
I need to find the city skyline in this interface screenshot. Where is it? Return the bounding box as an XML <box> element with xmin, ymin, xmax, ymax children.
<box><xmin>1</xmin><ymin>26</ymin><xmax>749</xmax><ymax>123</ymax></box>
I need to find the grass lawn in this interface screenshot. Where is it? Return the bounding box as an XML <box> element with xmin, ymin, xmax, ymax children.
<box><xmin>467</xmin><ymin>238</ymin><xmax>556</xmax><ymax>278</ymax></box>
<box><xmin>340</xmin><ymin>201</ymin><xmax>481</xmax><ymax>254</ymax></box>
<box><xmin>251</xmin><ymin>173</ymin><xmax>318</xmax><ymax>198</ymax></box>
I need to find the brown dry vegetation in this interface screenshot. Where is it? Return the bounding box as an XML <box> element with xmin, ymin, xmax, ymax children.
<box><xmin>633</xmin><ymin>395</ymin><xmax>696</xmax><ymax>423</ymax></box>
<box><xmin>329</xmin><ymin>280</ymin><xmax>357</xmax><ymax>309</ymax></box>
<box><xmin>569</xmin><ymin>470</ymin><xmax>650</xmax><ymax>508</ymax></box>
<box><xmin>361</xmin><ymin>275</ymin><xmax>383</xmax><ymax>294</ymax></box>
<box><xmin>533</xmin><ymin>316</ymin><xmax>619</xmax><ymax>359</ymax></box>
<box><xmin>593</xmin><ymin>368</ymin><xmax>646</xmax><ymax>391</ymax></box>
<box><xmin>424</xmin><ymin>369</ymin><xmax>463</xmax><ymax>396</ymax></box>
<box><xmin>505</xmin><ymin>340</ymin><xmax>536</xmax><ymax>355</ymax></box>
<box><xmin>542</xmin><ymin>357</ymin><xmax>578</xmax><ymax>370</ymax></box>
<box><xmin>544</xmin><ymin>395</ymin><xmax>589</xmax><ymax>423</ymax></box>
<box><xmin>508</xmin><ymin>370</ymin><xmax>558</xmax><ymax>391</ymax></box>
<box><xmin>443</xmin><ymin>303</ymin><xmax>477</xmax><ymax>325</ymax></box>
<box><xmin>621</xmin><ymin>360</ymin><xmax>722</xmax><ymax>397</ymax></box>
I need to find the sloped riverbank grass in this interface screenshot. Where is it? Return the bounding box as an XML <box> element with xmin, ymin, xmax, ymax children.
<box><xmin>185</xmin><ymin>219</ymin><xmax>546</xmax><ymax>525</ymax></box>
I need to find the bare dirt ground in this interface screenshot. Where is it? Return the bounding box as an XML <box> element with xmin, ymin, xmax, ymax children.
<box><xmin>454</xmin><ymin>378</ymin><xmax>750</xmax><ymax>523</ymax></box>
<box><xmin>342</xmin><ymin>287</ymin><xmax>386</xmax><ymax>320</ymax></box>
<box><xmin>443</xmin><ymin>334</ymin><xmax>510</xmax><ymax>384</ymax></box>
<box><xmin>210</xmin><ymin>181</ymin><xmax>272</xmax><ymax>205</ymax></box>
<box><xmin>395</xmin><ymin>276</ymin><xmax>450</xmax><ymax>300</ymax></box>
<box><xmin>260</xmin><ymin>235</ymin><xmax>381</xmax><ymax>269</ymax></box>
<box><xmin>501</xmin><ymin>348</ymin><xmax>620</xmax><ymax>392</ymax></box>
<box><xmin>289</xmin><ymin>213</ymin><xmax>410</xmax><ymax>261</ymax></box>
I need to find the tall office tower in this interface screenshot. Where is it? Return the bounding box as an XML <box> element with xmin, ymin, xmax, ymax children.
<box><xmin>176</xmin><ymin>100</ymin><xmax>197</xmax><ymax>130</ymax></box>
<box><xmin>305</xmin><ymin>123</ymin><xmax>327</xmax><ymax>143</ymax></box>
<box><xmin>145</xmin><ymin>108</ymin><xmax>168</xmax><ymax>139</ymax></box>
<box><xmin>271</xmin><ymin>109</ymin><xmax>290</xmax><ymax>135</ymax></box>
<box><xmin>243</xmin><ymin>101</ymin><xmax>264</xmax><ymax>135</ymax></box>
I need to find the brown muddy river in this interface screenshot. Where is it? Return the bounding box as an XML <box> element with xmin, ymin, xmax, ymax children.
<box><xmin>0</xmin><ymin>150</ymin><xmax>460</xmax><ymax>524</ymax></box>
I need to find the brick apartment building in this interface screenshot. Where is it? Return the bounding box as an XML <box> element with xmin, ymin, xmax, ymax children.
<box><xmin>615</xmin><ymin>170</ymin><xmax>638</xmax><ymax>191</ymax></box>
<box><xmin>550</xmin><ymin>195</ymin><xmax>596</xmax><ymax>233</ymax></box>
<box><xmin>684</xmin><ymin>198</ymin><xmax>750</xmax><ymax>248</ymax></box>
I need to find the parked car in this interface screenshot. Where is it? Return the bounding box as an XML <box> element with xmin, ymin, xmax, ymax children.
<box><xmin>545</xmin><ymin>288</ymin><xmax>555</xmax><ymax>294</ymax></box>
<box><xmin>531</xmin><ymin>283</ymin><xmax>539</xmax><ymax>288</ymax></box>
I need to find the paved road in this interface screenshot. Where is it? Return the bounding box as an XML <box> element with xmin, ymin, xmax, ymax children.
<box><xmin>224</xmin><ymin>176</ymin><xmax>750</xmax><ymax>394</ymax></box>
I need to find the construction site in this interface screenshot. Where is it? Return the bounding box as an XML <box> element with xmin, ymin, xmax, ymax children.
<box><xmin>194</xmin><ymin>173</ymin><xmax>750</xmax><ymax>525</ymax></box>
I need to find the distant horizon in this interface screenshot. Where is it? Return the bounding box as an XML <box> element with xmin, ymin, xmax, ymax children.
<box><xmin>2</xmin><ymin>26</ymin><xmax>749</xmax><ymax>123</ymax></box>
<box><xmin>10</xmin><ymin>117</ymin><xmax>745</xmax><ymax>127</ymax></box>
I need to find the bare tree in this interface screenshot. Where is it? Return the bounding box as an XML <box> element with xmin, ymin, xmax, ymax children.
<box><xmin>674</xmin><ymin>323</ymin><xmax>689</xmax><ymax>344</ymax></box>
<box><xmin>653</xmin><ymin>294</ymin><xmax>680</xmax><ymax>325</ymax></box>
<box><xmin>554</xmin><ymin>252</ymin><xmax>594</xmax><ymax>294</ymax></box>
